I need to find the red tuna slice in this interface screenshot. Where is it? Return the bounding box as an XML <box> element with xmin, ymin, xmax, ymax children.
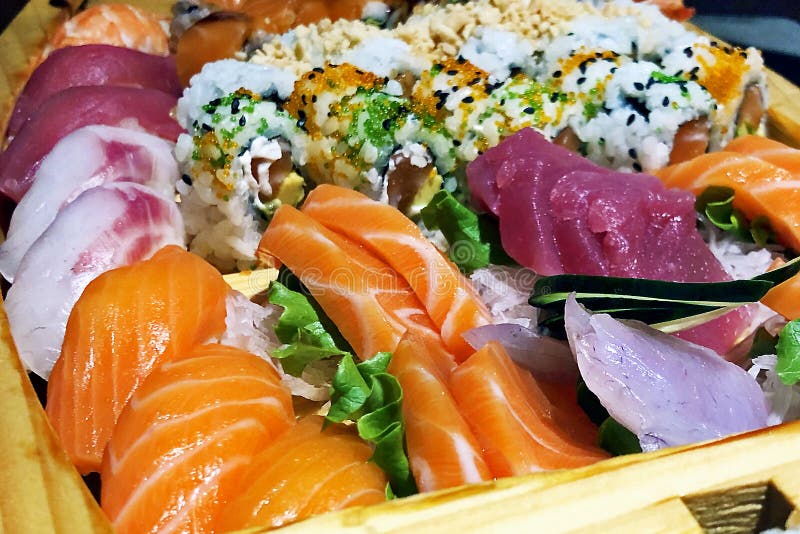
<box><xmin>7</xmin><ymin>45</ymin><xmax>181</xmax><ymax>140</ymax></box>
<box><xmin>0</xmin><ymin>86</ymin><xmax>181</xmax><ymax>202</ymax></box>
<box><xmin>549</xmin><ymin>170</ymin><xmax>729</xmax><ymax>281</ymax></box>
<box><xmin>467</xmin><ymin>128</ymin><xmax>600</xmax><ymax>216</ymax></box>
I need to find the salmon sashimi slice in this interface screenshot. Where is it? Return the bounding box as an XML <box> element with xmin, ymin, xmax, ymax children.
<box><xmin>449</xmin><ymin>341</ymin><xmax>608</xmax><ymax>478</ymax></box>
<box><xmin>46</xmin><ymin>245</ymin><xmax>230</xmax><ymax>474</ymax></box>
<box><xmin>101</xmin><ymin>344</ymin><xmax>294</xmax><ymax>534</ymax></box>
<box><xmin>388</xmin><ymin>332</ymin><xmax>491</xmax><ymax>492</ymax></box>
<box><xmin>217</xmin><ymin>415</ymin><xmax>387</xmax><ymax>531</ymax></box>
<box><xmin>761</xmin><ymin>257</ymin><xmax>800</xmax><ymax>320</ymax></box>
<box><xmin>260</xmin><ymin>205</ymin><xmax>437</xmax><ymax>359</ymax></box>
<box><xmin>725</xmin><ymin>135</ymin><xmax>800</xmax><ymax>176</ymax></box>
<box><xmin>654</xmin><ymin>152</ymin><xmax>800</xmax><ymax>252</ymax></box>
<box><xmin>302</xmin><ymin>185</ymin><xmax>493</xmax><ymax>362</ymax></box>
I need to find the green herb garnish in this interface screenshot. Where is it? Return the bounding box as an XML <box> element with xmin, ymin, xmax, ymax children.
<box><xmin>268</xmin><ymin>282</ymin><xmax>349</xmax><ymax>376</ymax></box>
<box><xmin>776</xmin><ymin>319</ymin><xmax>800</xmax><ymax>385</ymax></box>
<box><xmin>420</xmin><ymin>190</ymin><xmax>513</xmax><ymax>273</ymax></box>
<box><xmin>327</xmin><ymin>353</ymin><xmax>417</xmax><ymax>498</ymax></box>
<box><xmin>531</xmin><ymin>256</ymin><xmax>800</xmax><ymax>334</ymax></box>
<box><xmin>696</xmin><ymin>186</ymin><xmax>774</xmax><ymax>245</ymax></box>
<box><xmin>598</xmin><ymin>418</ymin><xmax>642</xmax><ymax>456</ymax></box>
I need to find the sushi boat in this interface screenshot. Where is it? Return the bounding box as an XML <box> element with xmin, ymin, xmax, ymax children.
<box><xmin>2</xmin><ymin>0</ymin><xmax>800</xmax><ymax>532</ymax></box>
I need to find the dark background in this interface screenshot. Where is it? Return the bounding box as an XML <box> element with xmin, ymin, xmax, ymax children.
<box><xmin>0</xmin><ymin>0</ymin><xmax>798</xmax><ymax>84</ymax></box>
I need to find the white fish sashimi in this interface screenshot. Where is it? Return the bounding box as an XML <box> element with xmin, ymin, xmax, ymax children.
<box><xmin>563</xmin><ymin>295</ymin><xmax>768</xmax><ymax>451</ymax></box>
<box><xmin>5</xmin><ymin>182</ymin><xmax>185</xmax><ymax>379</ymax></box>
<box><xmin>0</xmin><ymin>125</ymin><xmax>178</xmax><ymax>282</ymax></box>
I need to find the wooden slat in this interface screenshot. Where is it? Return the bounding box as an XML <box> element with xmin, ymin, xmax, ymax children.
<box><xmin>269</xmin><ymin>424</ymin><xmax>800</xmax><ymax>533</ymax></box>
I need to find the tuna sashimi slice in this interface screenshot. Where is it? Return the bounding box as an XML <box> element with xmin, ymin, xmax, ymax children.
<box><xmin>46</xmin><ymin>245</ymin><xmax>229</xmax><ymax>474</ymax></box>
<box><xmin>218</xmin><ymin>415</ymin><xmax>387</xmax><ymax>531</ymax></box>
<box><xmin>260</xmin><ymin>205</ymin><xmax>438</xmax><ymax>359</ymax></box>
<box><xmin>302</xmin><ymin>185</ymin><xmax>492</xmax><ymax>361</ymax></box>
<box><xmin>7</xmin><ymin>45</ymin><xmax>181</xmax><ymax>139</ymax></box>
<box><xmin>564</xmin><ymin>296</ymin><xmax>768</xmax><ymax>450</ymax></box>
<box><xmin>389</xmin><ymin>332</ymin><xmax>490</xmax><ymax>492</ymax></box>
<box><xmin>449</xmin><ymin>341</ymin><xmax>607</xmax><ymax>478</ymax></box>
<box><xmin>6</xmin><ymin>183</ymin><xmax>185</xmax><ymax>381</ymax></box>
<box><xmin>0</xmin><ymin>125</ymin><xmax>178</xmax><ymax>282</ymax></box>
<box><xmin>100</xmin><ymin>344</ymin><xmax>295</xmax><ymax>534</ymax></box>
<box><xmin>0</xmin><ymin>86</ymin><xmax>181</xmax><ymax>202</ymax></box>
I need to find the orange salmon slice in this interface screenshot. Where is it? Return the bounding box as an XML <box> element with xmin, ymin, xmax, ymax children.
<box><xmin>217</xmin><ymin>415</ymin><xmax>387</xmax><ymax>531</ymax></box>
<box><xmin>449</xmin><ymin>341</ymin><xmax>608</xmax><ymax>478</ymax></box>
<box><xmin>654</xmin><ymin>152</ymin><xmax>800</xmax><ymax>252</ymax></box>
<box><xmin>388</xmin><ymin>332</ymin><xmax>491</xmax><ymax>491</ymax></box>
<box><xmin>259</xmin><ymin>204</ymin><xmax>437</xmax><ymax>359</ymax></box>
<box><xmin>46</xmin><ymin>245</ymin><xmax>230</xmax><ymax>474</ymax></box>
<box><xmin>302</xmin><ymin>185</ymin><xmax>493</xmax><ymax>361</ymax></box>
<box><xmin>725</xmin><ymin>135</ymin><xmax>800</xmax><ymax>176</ymax></box>
<box><xmin>101</xmin><ymin>344</ymin><xmax>295</xmax><ymax>534</ymax></box>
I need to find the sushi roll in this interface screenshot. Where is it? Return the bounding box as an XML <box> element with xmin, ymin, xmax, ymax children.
<box><xmin>175</xmin><ymin>61</ymin><xmax>306</xmax><ymax>271</ymax></box>
<box><xmin>660</xmin><ymin>35</ymin><xmax>767</xmax><ymax>149</ymax></box>
<box><xmin>287</xmin><ymin>63</ymin><xmax>450</xmax><ymax>209</ymax></box>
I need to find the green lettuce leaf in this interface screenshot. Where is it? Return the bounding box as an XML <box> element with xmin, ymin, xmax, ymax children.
<box><xmin>420</xmin><ymin>190</ymin><xmax>513</xmax><ymax>273</ymax></box>
<box><xmin>327</xmin><ymin>353</ymin><xmax>417</xmax><ymax>497</ymax></box>
<box><xmin>696</xmin><ymin>186</ymin><xmax>774</xmax><ymax>246</ymax></box>
<box><xmin>268</xmin><ymin>282</ymin><xmax>349</xmax><ymax>376</ymax></box>
<box><xmin>776</xmin><ymin>319</ymin><xmax>800</xmax><ymax>385</ymax></box>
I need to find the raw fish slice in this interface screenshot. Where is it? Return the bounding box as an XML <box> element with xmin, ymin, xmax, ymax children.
<box><xmin>217</xmin><ymin>416</ymin><xmax>386</xmax><ymax>531</ymax></box>
<box><xmin>260</xmin><ymin>205</ymin><xmax>437</xmax><ymax>359</ymax></box>
<box><xmin>725</xmin><ymin>135</ymin><xmax>800</xmax><ymax>177</ymax></box>
<box><xmin>46</xmin><ymin>245</ymin><xmax>230</xmax><ymax>474</ymax></box>
<box><xmin>564</xmin><ymin>296</ymin><xmax>768</xmax><ymax>451</ymax></box>
<box><xmin>7</xmin><ymin>45</ymin><xmax>180</xmax><ymax>139</ymax></box>
<box><xmin>101</xmin><ymin>344</ymin><xmax>294</xmax><ymax>534</ymax></box>
<box><xmin>388</xmin><ymin>332</ymin><xmax>491</xmax><ymax>492</ymax></box>
<box><xmin>466</xmin><ymin>127</ymin><xmax>599</xmax><ymax>217</ymax></box>
<box><xmin>0</xmin><ymin>86</ymin><xmax>181</xmax><ymax>202</ymax></box>
<box><xmin>0</xmin><ymin>126</ymin><xmax>178</xmax><ymax>282</ymax></box>
<box><xmin>46</xmin><ymin>4</ymin><xmax>169</xmax><ymax>56</ymax></box>
<box><xmin>449</xmin><ymin>341</ymin><xmax>607</xmax><ymax>478</ymax></box>
<box><xmin>654</xmin><ymin>152</ymin><xmax>800</xmax><ymax>251</ymax></box>
<box><xmin>302</xmin><ymin>185</ymin><xmax>492</xmax><ymax>361</ymax></box>
<box><xmin>7</xmin><ymin>183</ymin><xmax>185</xmax><ymax>381</ymax></box>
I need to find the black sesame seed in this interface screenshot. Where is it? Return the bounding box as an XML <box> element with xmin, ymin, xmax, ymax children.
<box><xmin>595</xmin><ymin>51</ymin><xmax>603</xmax><ymax>58</ymax></box>
<box><xmin>209</xmin><ymin>98</ymin><xmax>222</xmax><ymax>106</ymax></box>
<box><xmin>723</xmin><ymin>47</ymin><xmax>733</xmax><ymax>54</ymax></box>
<box><xmin>231</xmin><ymin>98</ymin><xmax>240</xmax><ymax>113</ymax></box>
<box><xmin>675</xmin><ymin>69</ymin><xmax>684</xmax><ymax>77</ymax></box>
<box><xmin>181</xmin><ymin>174</ymin><xmax>193</xmax><ymax>185</ymax></box>
<box><xmin>457</xmin><ymin>55</ymin><xmax>466</xmax><ymax>64</ymax></box>
<box><xmin>610</xmin><ymin>67</ymin><xmax>618</xmax><ymax>74</ymax></box>
<box><xmin>523</xmin><ymin>107</ymin><xmax>535</xmax><ymax>114</ymax></box>
<box><xmin>383</xmin><ymin>77</ymin><xmax>389</xmax><ymax>84</ymax></box>
<box><xmin>297</xmin><ymin>109</ymin><xmax>306</xmax><ymax>120</ymax></box>
<box><xmin>740</xmin><ymin>51</ymin><xmax>748</xmax><ymax>58</ymax></box>
<box><xmin>453</xmin><ymin>139</ymin><xmax>462</xmax><ymax>146</ymax></box>
<box><xmin>626</xmin><ymin>114</ymin><xmax>636</xmax><ymax>126</ymax></box>
<box><xmin>579</xmin><ymin>61</ymin><xmax>588</xmax><ymax>74</ymax></box>
<box><xmin>202</xmin><ymin>123</ymin><xmax>212</xmax><ymax>132</ymax></box>
<box><xmin>500</xmin><ymin>98</ymin><xmax>506</xmax><ymax>106</ymax></box>
<box><xmin>662</xmin><ymin>96</ymin><xmax>669</xmax><ymax>107</ymax></box>
<box><xmin>452</xmin><ymin>85</ymin><xmax>460</xmax><ymax>92</ymax></box>
<box><xmin>550</xmin><ymin>92</ymin><xmax>559</xmax><ymax>103</ymax></box>
<box><xmin>690</xmin><ymin>66</ymin><xmax>700</xmax><ymax>74</ymax></box>
<box><xmin>683</xmin><ymin>47</ymin><xmax>693</xmax><ymax>58</ymax></box>
<box><xmin>446</xmin><ymin>69</ymin><xmax>458</xmax><ymax>76</ymax></box>
<box><xmin>311</xmin><ymin>95</ymin><xmax>317</xmax><ymax>103</ymax></box>
<box><xmin>434</xmin><ymin>63</ymin><xmax>444</xmax><ymax>70</ymax></box>
<box><xmin>463</xmin><ymin>96</ymin><xmax>475</xmax><ymax>104</ymax></box>
<box><xmin>553</xmin><ymin>70</ymin><xmax>562</xmax><ymax>78</ymax></box>
<box><xmin>710</xmin><ymin>40</ymin><xmax>718</xmax><ymax>47</ymax></box>
<box><xmin>239</xmin><ymin>115</ymin><xmax>246</xmax><ymax>127</ymax></box>
<box><xmin>631</xmin><ymin>41</ymin><xmax>638</xmax><ymax>55</ymax></box>
<box><xmin>633</xmin><ymin>162</ymin><xmax>642</xmax><ymax>172</ymax></box>
<box><xmin>576</xmin><ymin>77</ymin><xmax>586</xmax><ymax>85</ymax></box>
<box><xmin>301</xmin><ymin>94</ymin><xmax>307</xmax><ymax>105</ymax></box>
<box><xmin>468</xmin><ymin>77</ymin><xmax>481</xmax><ymax>86</ymax></box>
<box><xmin>633</xmin><ymin>82</ymin><xmax>644</xmax><ymax>91</ymax></box>
<box><xmin>382</xmin><ymin>119</ymin><xmax>391</xmax><ymax>130</ymax></box>
<box><xmin>628</xmin><ymin>148</ymin><xmax>637</xmax><ymax>159</ymax></box>
<box><xmin>308</xmin><ymin>73</ymin><xmax>316</xmax><ymax>80</ymax></box>
<box><xmin>435</xmin><ymin>101</ymin><xmax>444</xmax><ymax>110</ymax></box>
<box><xmin>312</xmin><ymin>67</ymin><xmax>324</xmax><ymax>73</ymax></box>
<box><xmin>355</xmin><ymin>69</ymin><xmax>365</xmax><ymax>75</ymax></box>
